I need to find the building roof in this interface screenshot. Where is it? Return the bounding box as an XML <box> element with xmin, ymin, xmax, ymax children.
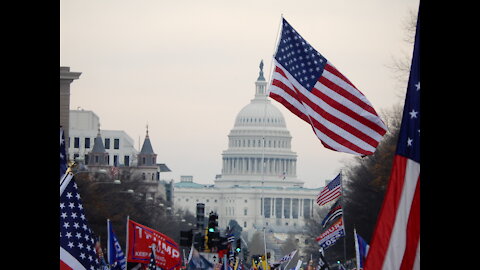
<box><xmin>174</xmin><ymin>181</ymin><xmax>209</xmax><ymax>188</ymax></box>
<box><xmin>174</xmin><ymin>181</ymin><xmax>322</xmax><ymax>191</ymax></box>
<box><xmin>158</xmin><ymin>163</ymin><xmax>171</xmax><ymax>172</ymax></box>
<box><xmin>91</xmin><ymin>130</ymin><xmax>106</xmax><ymax>153</ymax></box>
<box><xmin>139</xmin><ymin>127</ymin><xmax>155</xmax><ymax>154</ymax></box>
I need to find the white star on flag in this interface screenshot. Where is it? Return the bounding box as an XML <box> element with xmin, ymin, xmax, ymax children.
<box><xmin>409</xmin><ymin>110</ymin><xmax>418</xmax><ymax>119</ymax></box>
<box><xmin>415</xmin><ymin>81</ymin><xmax>420</xmax><ymax>91</ymax></box>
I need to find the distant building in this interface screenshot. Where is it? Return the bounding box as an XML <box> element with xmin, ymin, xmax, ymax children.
<box><xmin>69</xmin><ymin>109</ymin><xmax>137</xmax><ymax>167</ymax></box>
<box><xmin>132</xmin><ymin>126</ymin><xmax>172</xmax><ymax>202</ymax></box>
<box><xmin>60</xmin><ymin>66</ymin><xmax>81</xmax><ymax>158</ymax></box>
<box><xmin>173</xmin><ymin>62</ymin><xmax>322</xmax><ymax>246</ymax></box>
<box><xmin>70</xmin><ymin>109</ymin><xmax>172</xmax><ymax>203</ymax></box>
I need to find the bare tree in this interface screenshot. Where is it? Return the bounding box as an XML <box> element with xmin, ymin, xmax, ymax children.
<box><xmin>386</xmin><ymin>8</ymin><xmax>418</xmax><ymax>98</ymax></box>
<box><xmin>248</xmin><ymin>231</ymin><xmax>266</xmax><ymax>256</ymax></box>
<box><xmin>73</xmin><ymin>166</ymin><xmax>195</xmax><ymax>256</ymax></box>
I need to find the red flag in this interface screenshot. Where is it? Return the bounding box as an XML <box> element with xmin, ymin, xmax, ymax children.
<box><xmin>127</xmin><ymin>219</ymin><xmax>182</xmax><ymax>270</ymax></box>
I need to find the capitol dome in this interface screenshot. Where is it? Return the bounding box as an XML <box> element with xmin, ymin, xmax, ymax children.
<box><xmin>234</xmin><ymin>99</ymin><xmax>287</xmax><ymax>128</ymax></box>
<box><xmin>215</xmin><ymin>61</ymin><xmax>303</xmax><ymax>187</ymax></box>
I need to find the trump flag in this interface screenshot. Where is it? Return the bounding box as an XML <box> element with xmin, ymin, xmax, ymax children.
<box><xmin>316</xmin><ymin>217</ymin><xmax>345</xmax><ymax>250</ymax></box>
<box><xmin>127</xmin><ymin>219</ymin><xmax>181</xmax><ymax>270</ymax></box>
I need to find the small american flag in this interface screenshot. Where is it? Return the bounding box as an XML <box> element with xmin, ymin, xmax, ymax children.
<box><xmin>269</xmin><ymin>18</ymin><xmax>387</xmax><ymax>156</ymax></box>
<box><xmin>147</xmin><ymin>245</ymin><xmax>157</xmax><ymax>270</ymax></box>
<box><xmin>316</xmin><ymin>173</ymin><xmax>341</xmax><ymax>206</ymax></box>
<box><xmin>279</xmin><ymin>249</ymin><xmax>297</xmax><ymax>264</ymax></box>
<box><xmin>60</xmin><ymin>172</ymin><xmax>100</xmax><ymax>270</ymax></box>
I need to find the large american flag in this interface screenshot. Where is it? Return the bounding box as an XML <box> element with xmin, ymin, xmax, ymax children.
<box><xmin>365</xmin><ymin>10</ymin><xmax>420</xmax><ymax>270</ymax></box>
<box><xmin>269</xmin><ymin>18</ymin><xmax>387</xmax><ymax>156</ymax></box>
<box><xmin>60</xmin><ymin>172</ymin><xmax>100</xmax><ymax>270</ymax></box>
<box><xmin>316</xmin><ymin>173</ymin><xmax>341</xmax><ymax>206</ymax></box>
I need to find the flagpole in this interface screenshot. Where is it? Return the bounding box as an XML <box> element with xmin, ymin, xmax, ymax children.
<box><xmin>263</xmin><ymin>227</ymin><xmax>268</xmax><ymax>270</ymax></box>
<box><xmin>107</xmin><ymin>218</ymin><xmax>111</xmax><ymax>267</ymax></box>
<box><xmin>126</xmin><ymin>215</ymin><xmax>130</xmax><ymax>265</ymax></box>
<box><xmin>283</xmin><ymin>256</ymin><xmax>292</xmax><ymax>270</ymax></box>
<box><xmin>182</xmin><ymin>248</ymin><xmax>187</xmax><ymax>269</ymax></box>
<box><xmin>354</xmin><ymin>227</ymin><xmax>359</xmax><ymax>270</ymax></box>
<box><xmin>267</xmin><ymin>14</ymin><xmax>284</xmax><ymax>94</ymax></box>
<box><xmin>339</xmin><ymin>171</ymin><xmax>347</xmax><ymax>266</ymax></box>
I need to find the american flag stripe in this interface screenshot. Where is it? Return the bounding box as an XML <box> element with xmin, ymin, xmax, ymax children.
<box><xmin>316</xmin><ymin>187</ymin><xmax>341</xmax><ymax>205</ymax></box>
<box><xmin>269</xmin><ymin>18</ymin><xmax>387</xmax><ymax>156</ymax></box>
<box><xmin>321</xmin><ymin>65</ymin><xmax>379</xmax><ymax>117</ymax></box>
<box><xmin>270</xmin><ymin>60</ymin><xmax>384</xmax><ymax>155</ymax></box>
<box><xmin>310</xmin><ymin>84</ymin><xmax>386</xmax><ymax>138</ymax></box>
<box><xmin>297</xmin><ymin>85</ymin><xmax>380</xmax><ymax>148</ymax></box>
<box><xmin>366</xmin><ymin>157</ymin><xmax>420</xmax><ymax>270</ymax></box>
<box><xmin>60</xmin><ymin>247</ymin><xmax>85</xmax><ymax>270</ymax></box>
<box><xmin>316</xmin><ymin>70</ymin><xmax>387</xmax><ymax>134</ymax></box>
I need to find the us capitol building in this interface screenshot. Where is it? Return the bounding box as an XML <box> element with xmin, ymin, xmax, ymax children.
<box><xmin>173</xmin><ymin>61</ymin><xmax>322</xmax><ymax>242</ymax></box>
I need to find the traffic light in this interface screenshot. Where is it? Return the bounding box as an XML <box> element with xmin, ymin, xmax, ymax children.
<box><xmin>196</xmin><ymin>203</ymin><xmax>205</xmax><ymax>229</ymax></box>
<box><xmin>206</xmin><ymin>212</ymin><xmax>219</xmax><ymax>251</ymax></box>
<box><xmin>207</xmin><ymin>212</ymin><xmax>218</xmax><ymax>233</ymax></box>
<box><xmin>193</xmin><ymin>232</ymin><xmax>204</xmax><ymax>251</ymax></box>
<box><xmin>235</xmin><ymin>239</ymin><xmax>241</xmax><ymax>253</ymax></box>
<box><xmin>179</xmin><ymin>229</ymin><xmax>193</xmax><ymax>247</ymax></box>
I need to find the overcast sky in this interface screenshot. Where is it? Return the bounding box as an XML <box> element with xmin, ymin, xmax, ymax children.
<box><xmin>61</xmin><ymin>0</ymin><xmax>419</xmax><ymax>188</ymax></box>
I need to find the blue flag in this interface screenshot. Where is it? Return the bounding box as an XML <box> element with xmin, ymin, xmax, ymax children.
<box><xmin>108</xmin><ymin>219</ymin><xmax>127</xmax><ymax>270</ymax></box>
<box><xmin>354</xmin><ymin>228</ymin><xmax>370</xmax><ymax>269</ymax></box>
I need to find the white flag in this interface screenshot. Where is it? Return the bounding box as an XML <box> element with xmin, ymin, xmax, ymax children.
<box><xmin>279</xmin><ymin>249</ymin><xmax>297</xmax><ymax>264</ymax></box>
